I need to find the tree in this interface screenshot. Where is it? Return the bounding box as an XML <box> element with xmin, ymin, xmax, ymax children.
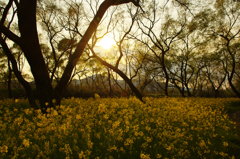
<box><xmin>134</xmin><ymin>0</ymin><xmax>186</xmax><ymax>96</ymax></box>
<box><xmin>202</xmin><ymin>52</ymin><xmax>227</xmax><ymax>97</ymax></box>
<box><xmin>0</xmin><ymin>0</ymin><xmax>142</xmax><ymax>109</ymax></box>
<box><xmin>169</xmin><ymin>21</ymin><xmax>206</xmax><ymax>97</ymax></box>
<box><xmin>210</xmin><ymin>0</ymin><xmax>240</xmax><ymax>97</ymax></box>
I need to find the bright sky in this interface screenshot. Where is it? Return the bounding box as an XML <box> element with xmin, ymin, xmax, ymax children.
<box><xmin>96</xmin><ymin>35</ymin><xmax>116</xmax><ymax>50</ymax></box>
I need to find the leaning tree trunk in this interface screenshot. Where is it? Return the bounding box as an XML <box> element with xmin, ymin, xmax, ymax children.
<box><xmin>229</xmin><ymin>79</ymin><xmax>240</xmax><ymax>97</ymax></box>
<box><xmin>93</xmin><ymin>53</ymin><xmax>144</xmax><ymax>102</ymax></box>
<box><xmin>54</xmin><ymin>0</ymin><xmax>123</xmax><ymax>104</ymax></box>
<box><xmin>0</xmin><ymin>36</ymin><xmax>36</xmax><ymax>106</ymax></box>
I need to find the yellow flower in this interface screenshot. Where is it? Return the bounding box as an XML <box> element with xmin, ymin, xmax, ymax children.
<box><xmin>108</xmin><ymin>145</ymin><xmax>117</xmax><ymax>152</ymax></box>
<box><xmin>87</xmin><ymin>141</ymin><xmax>93</xmax><ymax>149</ymax></box>
<box><xmin>145</xmin><ymin>126</ymin><xmax>151</xmax><ymax>131</ymax></box>
<box><xmin>219</xmin><ymin>152</ymin><xmax>228</xmax><ymax>157</ymax></box>
<box><xmin>199</xmin><ymin>140</ymin><xmax>206</xmax><ymax>148</ymax></box>
<box><xmin>223</xmin><ymin>141</ymin><xmax>228</xmax><ymax>147</ymax></box>
<box><xmin>146</xmin><ymin>137</ymin><xmax>152</xmax><ymax>143</ymax></box>
<box><xmin>98</xmin><ymin>104</ymin><xmax>106</xmax><ymax>113</ymax></box>
<box><xmin>24</xmin><ymin>109</ymin><xmax>32</xmax><ymax>115</ymax></box>
<box><xmin>79</xmin><ymin>151</ymin><xmax>85</xmax><ymax>159</ymax></box>
<box><xmin>103</xmin><ymin>114</ymin><xmax>109</xmax><ymax>119</ymax></box>
<box><xmin>0</xmin><ymin>145</ymin><xmax>8</xmax><ymax>153</ymax></box>
<box><xmin>166</xmin><ymin>145</ymin><xmax>172</xmax><ymax>151</ymax></box>
<box><xmin>52</xmin><ymin>110</ymin><xmax>58</xmax><ymax>116</ymax></box>
<box><xmin>140</xmin><ymin>153</ymin><xmax>151</xmax><ymax>159</ymax></box>
<box><xmin>124</xmin><ymin>138</ymin><xmax>134</xmax><ymax>146</ymax></box>
<box><xmin>76</xmin><ymin>114</ymin><xmax>81</xmax><ymax>120</ymax></box>
<box><xmin>112</xmin><ymin>121</ymin><xmax>121</xmax><ymax>129</ymax></box>
<box><xmin>23</xmin><ymin>139</ymin><xmax>30</xmax><ymax>147</ymax></box>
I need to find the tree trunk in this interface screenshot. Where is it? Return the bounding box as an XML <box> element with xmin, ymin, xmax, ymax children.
<box><xmin>172</xmin><ymin>79</ymin><xmax>185</xmax><ymax>97</ymax></box>
<box><xmin>161</xmin><ymin>53</ymin><xmax>169</xmax><ymax>96</ymax></box>
<box><xmin>186</xmin><ymin>86</ymin><xmax>192</xmax><ymax>97</ymax></box>
<box><xmin>226</xmin><ymin>42</ymin><xmax>240</xmax><ymax>97</ymax></box>
<box><xmin>18</xmin><ymin>0</ymin><xmax>53</xmax><ymax>108</ymax></box>
<box><xmin>229</xmin><ymin>79</ymin><xmax>240</xmax><ymax>97</ymax></box>
<box><xmin>7</xmin><ymin>60</ymin><xmax>13</xmax><ymax>98</ymax></box>
<box><xmin>107</xmin><ymin>68</ymin><xmax>113</xmax><ymax>97</ymax></box>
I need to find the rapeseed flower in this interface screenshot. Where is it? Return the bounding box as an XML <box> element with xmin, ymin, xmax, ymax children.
<box><xmin>223</xmin><ymin>141</ymin><xmax>229</xmax><ymax>147</ymax></box>
<box><xmin>23</xmin><ymin>139</ymin><xmax>30</xmax><ymax>147</ymax></box>
<box><xmin>140</xmin><ymin>153</ymin><xmax>151</xmax><ymax>159</ymax></box>
<box><xmin>0</xmin><ymin>98</ymin><xmax>238</xmax><ymax>158</ymax></box>
<box><xmin>0</xmin><ymin>145</ymin><xmax>8</xmax><ymax>153</ymax></box>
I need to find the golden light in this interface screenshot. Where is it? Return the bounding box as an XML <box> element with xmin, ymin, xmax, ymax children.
<box><xmin>97</xmin><ymin>35</ymin><xmax>116</xmax><ymax>50</ymax></box>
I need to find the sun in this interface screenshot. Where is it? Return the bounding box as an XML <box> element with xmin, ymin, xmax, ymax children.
<box><xmin>97</xmin><ymin>35</ymin><xmax>116</xmax><ymax>50</ymax></box>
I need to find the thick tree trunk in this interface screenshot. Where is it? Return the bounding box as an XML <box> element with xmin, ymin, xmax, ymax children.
<box><xmin>18</xmin><ymin>0</ymin><xmax>53</xmax><ymax>108</ymax></box>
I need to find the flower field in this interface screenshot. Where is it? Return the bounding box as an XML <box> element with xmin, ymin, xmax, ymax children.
<box><xmin>0</xmin><ymin>97</ymin><xmax>239</xmax><ymax>159</ymax></box>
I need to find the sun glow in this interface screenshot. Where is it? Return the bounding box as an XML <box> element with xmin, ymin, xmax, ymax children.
<box><xmin>97</xmin><ymin>35</ymin><xmax>116</xmax><ymax>50</ymax></box>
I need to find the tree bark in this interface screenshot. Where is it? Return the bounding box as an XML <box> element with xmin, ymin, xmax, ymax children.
<box><xmin>17</xmin><ymin>0</ymin><xmax>53</xmax><ymax>108</ymax></box>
